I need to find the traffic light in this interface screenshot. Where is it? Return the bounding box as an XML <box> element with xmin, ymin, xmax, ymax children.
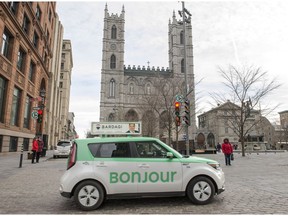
<box><xmin>174</xmin><ymin>101</ymin><xmax>181</xmax><ymax>126</ymax></box>
<box><xmin>37</xmin><ymin>109</ymin><xmax>43</xmax><ymax>123</ymax></box>
<box><xmin>183</xmin><ymin>100</ymin><xmax>190</xmax><ymax>126</ymax></box>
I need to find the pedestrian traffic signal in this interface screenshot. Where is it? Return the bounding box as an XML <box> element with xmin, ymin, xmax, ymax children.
<box><xmin>37</xmin><ymin>109</ymin><xmax>43</xmax><ymax>123</ymax></box>
<box><xmin>183</xmin><ymin>100</ymin><xmax>190</xmax><ymax>126</ymax></box>
<box><xmin>174</xmin><ymin>101</ymin><xmax>181</xmax><ymax>126</ymax></box>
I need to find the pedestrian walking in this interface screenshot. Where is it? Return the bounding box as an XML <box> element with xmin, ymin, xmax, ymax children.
<box><xmin>36</xmin><ymin>137</ymin><xmax>44</xmax><ymax>163</ymax></box>
<box><xmin>216</xmin><ymin>143</ymin><xmax>221</xmax><ymax>153</ymax></box>
<box><xmin>221</xmin><ymin>138</ymin><xmax>233</xmax><ymax>166</ymax></box>
<box><xmin>31</xmin><ymin>137</ymin><xmax>38</xmax><ymax>164</ymax></box>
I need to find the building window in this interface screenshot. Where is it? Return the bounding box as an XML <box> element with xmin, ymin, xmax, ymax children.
<box><xmin>28</xmin><ymin>61</ymin><xmax>36</xmax><ymax>82</ymax></box>
<box><xmin>60</xmin><ymin>73</ymin><xmax>64</xmax><ymax>79</ymax></box>
<box><xmin>61</xmin><ymin>53</ymin><xmax>65</xmax><ymax>59</ymax></box>
<box><xmin>22</xmin><ymin>13</ymin><xmax>30</xmax><ymax>34</ymax></box>
<box><xmin>61</xmin><ymin>62</ymin><xmax>64</xmax><ymax>70</ymax></box>
<box><xmin>1</xmin><ymin>28</ymin><xmax>13</xmax><ymax>60</ymax></box>
<box><xmin>129</xmin><ymin>83</ymin><xmax>134</xmax><ymax>94</ymax></box>
<box><xmin>146</xmin><ymin>84</ymin><xmax>151</xmax><ymax>95</ymax></box>
<box><xmin>181</xmin><ymin>59</ymin><xmax>184</xmax><ymax>73</ymax></box>
<box><xmin>225</xmin><ymin>127</ymin><xmax>229</xmax><ymax>133</ymax></box>
<box><xmin>8</xmin><ymin>2</ymin><xmax>18</xmax><ymax>15</ymax></box>
<box><xmin>23</xmin><ymin>138</ymin><xmax>29</xmax><ymax>151</ymax></box>
<box><xmin>10</xmin><ymin>87</ymin><xmax>21</xmax><ymax>126</ymax></box>
<box><xmin>35</xmin><ymin>5</ymin><xmax>42</xmax><ymax>21</ymax></box>
<box><xmin>48</xmin><ymin>9</ymin><xmax>52</xmax><ymax>22</ymax></box>
<box><xmin>23</xmin><ymin>95</ymin><xmax>32</xmax><ymax>129</ymax></box>
<box><xmin>17</xmin><ymin>48</ymin><xmax>26</xmax><ymax>72</ymax></box>
<box><xmin>110</xmin><ymin>54</ymin><xmax>116</xmax><ymax>69</ymax></box>
<box><xmin>109</xmin><ymin>79</ymin><xmax>115</xmax><ymax>97</ymax></box>
<box><xmin>59</xmin><ymin>82</ymin><xmax>63</xmax><ymax>88</ymax></box>
<box><xmin>33</xmin><ymin>31</ymin><xmax>39</xmax><ymax>48</ymax></box>
<box><xmin>111</xmin><ymin>25</ymin><xmax>117</xmax><ymax>39</ymax></box>
<box><xmin>9</xmin><ymin>136</ymin><xmax>18</xmax><ymax>152</ymax></box>
<box><xmin>180</xmin><ymin>31</ymin><xmax>184</xmax><ymax>44</ymax></box>
<box><xmin>0</xmin><ymin>76</ymin><xmax>7</xmax><ymax>123</ymax></box>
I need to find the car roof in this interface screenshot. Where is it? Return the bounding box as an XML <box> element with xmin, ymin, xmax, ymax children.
<box><xmin>74</xmin><ymin>136</ymin><xmax>160</xmax><ymax>145</ymax></box>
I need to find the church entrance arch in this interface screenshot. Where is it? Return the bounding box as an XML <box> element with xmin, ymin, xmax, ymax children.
<box><xmin>196</xmin><ymin>133</ymin><xmax>205</xmax><ymax>149</ymax></box>
<box><xmin>124</xmin><ymin>109</ymin><xmax>139</xmax><ymax>122</ymax></box>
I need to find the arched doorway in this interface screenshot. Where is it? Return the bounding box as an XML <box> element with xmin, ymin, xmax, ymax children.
<box><xmin>207</xmin><ymin>133</ymin><xmax>215</xmax><ymax>148</ymax></box>
<box><xmin>196</xmin><ymin>133</ymin><xmax>205</xmax><ymax>149</ymax></box>
<box><xmin>124</xmin><ymin>109</ymin><xmax>139</xmax><ymax>121</ymax></box>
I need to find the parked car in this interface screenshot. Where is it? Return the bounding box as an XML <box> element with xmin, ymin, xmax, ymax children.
<box><xmin>53</xmin><ymin>140</ymin><xmax>72</xmax><ymax>158</ymax></box>
<box><xmin>59</xmin><ymin>137</ymin><xmax>225</xmax><ymax>211</ymax></box>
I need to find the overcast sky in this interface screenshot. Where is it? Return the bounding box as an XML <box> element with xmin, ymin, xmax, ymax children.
<box><xmin>56</xmin><ymin>1</ymin><xmax>288</xmax><ymax>138</ymax></box>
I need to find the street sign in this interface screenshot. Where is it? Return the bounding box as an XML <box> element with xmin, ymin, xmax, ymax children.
<box><xmin>31</xmin><ymin>111</ymin><xmax>38</xmax><ymax>119</ymax></box>
<box><xmin>32</xmin><ymin>107</ymin><xmax>40</xmax><ymax>110</ymax></box>
<box><xmin>175</xmin><ymin>94</ymin><xmax>185</xmax><ymax>103</ymax></box>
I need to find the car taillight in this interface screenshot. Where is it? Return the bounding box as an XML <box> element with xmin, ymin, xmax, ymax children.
<box><xmin>67</xmin><ymin>143</ymin><xmax>76</xmax><ymax>170</ymax></box>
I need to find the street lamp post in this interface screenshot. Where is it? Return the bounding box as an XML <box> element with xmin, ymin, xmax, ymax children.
<box><xmin>178</xmin><ymin>1</ymin><xmax>192</xmax><ymax>155</ymax></box>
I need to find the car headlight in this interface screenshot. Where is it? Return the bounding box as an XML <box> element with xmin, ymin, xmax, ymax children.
<box><xmin>208</xmin><ymin>163</ymin><xmax>221</xmax><ymax>171</ymax></box>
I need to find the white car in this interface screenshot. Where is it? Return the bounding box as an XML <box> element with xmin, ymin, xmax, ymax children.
<box><xmin>53</xmin><ymin>140</ymin><xmax>72</xmax><ymax>158</ymax></box>
<box><xmin>59</xmin><ymin>137</ymin><xmax>225</xmax><ymax>211</ymax></box>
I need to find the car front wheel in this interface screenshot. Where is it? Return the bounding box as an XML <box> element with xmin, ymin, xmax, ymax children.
<box><xmin>74</xmin><ymin>180</ymin><xmax>105</xmax><ymax>211</ymax></box>
<box><xmin>186</xmin><ymin>176</ymin><xmax>215</xmax><ymax>205</ymax></box>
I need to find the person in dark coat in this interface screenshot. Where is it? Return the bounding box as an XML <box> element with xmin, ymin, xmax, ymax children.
<box><xmin>221</xmin><ymin>138</ymin><xmax>233</xmax><ymax>166</ymax></box>
<box><xmin>36</xmin><ymin>137</ymin><xmax>44</xmax><ymax>163</ymax></box>
<box><xmin>31</xmin><ymin>137</ymin><xmax>38</xmax><ymax>164</ymax></box>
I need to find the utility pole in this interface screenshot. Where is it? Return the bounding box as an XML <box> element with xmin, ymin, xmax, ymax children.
<box><xmin>178</xmin><ymin>1</ymin><xmax>192</xmax><ymax>155</ymax></box>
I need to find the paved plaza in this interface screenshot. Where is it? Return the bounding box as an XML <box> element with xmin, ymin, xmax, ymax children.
<box><xmin>0</xmin><ymin>150</ymin><xmax>287</xmax><ymax>214</ymax></box>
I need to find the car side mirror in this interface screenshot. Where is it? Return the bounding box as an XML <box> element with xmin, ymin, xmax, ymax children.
<box><xmin>167</xmin><ymin>152</ymin><xmax>173</xmax><ymax>159</ymax></box>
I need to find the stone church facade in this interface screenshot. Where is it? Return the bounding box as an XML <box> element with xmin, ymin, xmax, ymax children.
<box><xmin>100</xmin><ymin>4</ymin><xmax>196</xmax><ymax>142</ymax></box>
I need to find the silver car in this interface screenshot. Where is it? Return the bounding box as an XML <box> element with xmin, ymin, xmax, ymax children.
<box><xmin>53</xmin><ymin>140</ymin><xmax>72</xmax><ymax>158</ymax></box>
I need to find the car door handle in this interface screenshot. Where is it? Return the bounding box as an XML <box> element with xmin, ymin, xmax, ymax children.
<box><xmin>138</xmin><ymin>164</ymin><xmax>150</xmax><ymax>169</ymax></box>
<box><xmin>96</xmin><ymin>162</ymin><xmax>107</xmax><ymax>167</ymax></box>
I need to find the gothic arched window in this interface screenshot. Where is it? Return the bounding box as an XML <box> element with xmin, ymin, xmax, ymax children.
<box><xmin>111</xmin><ymin>25</ymin><xmax>117</xmax><ymax>39</ymax></box>
<box><xmin>109</xmin><ymin>79</ymin><xmax>115</xmax><ymax>97</ymax></box>
<box><xmin>180</xmin><ymin>31</ymin><xmax>184</xmax><ymax>44</ymax></box>
<box><xmin>146</xmin><ymin>83</ymin><xmax>151</xmax><ymax>95</ymax></box>
<box><xmin>181</xmin><ymin>59</ymin><xmax>184</xmax><ymax>73</ymax></box>
<box><xmin>129</xmin><ymin>83</ymin><xmax>134</xmax><ymax>94</ymax></box>
<box><xmin>110</xmin><ymin>54</ymin><xmax>116</xmax><ymax>69</ymax></box>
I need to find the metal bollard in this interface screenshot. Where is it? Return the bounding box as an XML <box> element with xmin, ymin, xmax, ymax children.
<box><xmin>19</xmin><ymin>143</ymin><xmax>23</xmax><ymax>168</ymax></box>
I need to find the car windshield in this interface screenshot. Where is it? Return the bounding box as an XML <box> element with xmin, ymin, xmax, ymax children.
<box><xmin>57</xmin><ymin>142</ymin><xmax>71</xmax><ymax>147</ymax></box>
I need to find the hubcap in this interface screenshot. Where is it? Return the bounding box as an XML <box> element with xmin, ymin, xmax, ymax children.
<box><xmin>78</xmin><ymin>185</ymin><xmax>100</xmax><ymax>207</ymax></box>
<box><xmin>193</xmin><ymin>181</ymin><xmax>211</xmax><ymax>201</ymax></box>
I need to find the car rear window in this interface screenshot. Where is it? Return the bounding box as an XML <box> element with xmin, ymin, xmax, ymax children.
<box><xmin>57</xmin><ymin>141</ymin><xmax>71</xmax><ymax>147</ymax></box>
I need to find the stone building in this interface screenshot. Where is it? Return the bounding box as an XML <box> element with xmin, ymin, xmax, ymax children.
<box><xmin>0</xmin><ymin>2</ymin><xmax>56</xmax><ymax>152</ymax></box>
<box><xmin>197</xmin><ymin>101</ymin><xmax>271</xmax><ymax>151</ymax></box>
<box><xmin>274</xmin><ymin>110</ymin><xmax>288</xmax><ymax>150</ymax></box>
<box><xmin>99</xmin><ymin>4</ymin><xmax>196</xmax><ymax>145</ymax></box>
<box><xmin>0</xmin><ymin>2</ymin><xmax>75</xmax><ymax>152</ymax></box>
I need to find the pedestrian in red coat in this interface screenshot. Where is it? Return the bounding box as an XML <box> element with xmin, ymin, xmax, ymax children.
<box><xmin>31</xmin><ymin>137</ymin><xmax>38</xmax><ymax>164</ymax></box>
<box><xmin>36</xmin><ymin>137</ymin><xmax>44</xmax><ymax>163</ymax></box>
<box><xmin>221</xmin><ymin>138</ymin><xmax>233</xmax><ymax>166</ymax></box>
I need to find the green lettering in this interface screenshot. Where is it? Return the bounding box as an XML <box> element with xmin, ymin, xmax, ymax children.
<box><xmin>120</xmin><ymin>172</ymin><xmax>130</xmax><ymax>183</ymax></box>
<box><xmin>149</xmin><ymin>172</ymin><xmax>159</xmax><ymax>183</ymax></box>
<box><xmin>110</xmin><ymin>172</ymin><xmax>118</xmax><ymax>183</ymax></box>
<box><xmin>171</xmin><ymin>171</ymin><xmax>177</xmax><ymax>182</ymax></box>
<box><xmin>142</xmin><ymin>172</ymin><xmax>148</xmax><ymax>183</ymax></box>
<box><xmin>160</xmin><ymin>172</ymin><xmax>170</xmax><ymax>183</ymax></box>
<box><xmin>131</xmin><ymin>172</ymin><xmax>141</xmax><ymax>183</ymax></box>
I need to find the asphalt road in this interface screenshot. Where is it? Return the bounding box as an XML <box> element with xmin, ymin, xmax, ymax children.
<box><xmin>0</xmin><ymin>150</ymin><xmax>287</xmax><ymax>214</ymax></box>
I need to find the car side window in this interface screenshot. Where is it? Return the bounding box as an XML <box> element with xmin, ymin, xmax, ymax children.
<box><xmin>135</xmin><ymin>141</ymin><xmax>168</xmax><ymax>158</ymax></box>
<box><xmin>88</xmin><ymin>142</ymin><xmax>131</xmax><ymax>158</ymax></box>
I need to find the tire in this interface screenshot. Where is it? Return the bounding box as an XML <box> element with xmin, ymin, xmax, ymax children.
<box><xmin>186</xmin><ymin>176</ymin><xmax>215</xmax><ymax>205</ymax></box>
<box><xmin>74</xmin><ymin>180</ymin><xmax>105</xmax><ymax>211</ymax></box>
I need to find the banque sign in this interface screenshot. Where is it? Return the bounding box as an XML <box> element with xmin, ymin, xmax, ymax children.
<box><xmin>91</xmin><ymin>122</ymin><xmax>142</xmax><ymax>135</ymax></box>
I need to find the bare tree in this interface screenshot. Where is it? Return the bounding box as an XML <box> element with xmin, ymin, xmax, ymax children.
<box><xmin>211</xmin><ymin>65</ymin><xmax>281</xmax><ymax>156</ymax></box>
<box><xmin>139</xmin><ymin>73</ymin><xmax>185</xmax><ymax>147</ymax></box>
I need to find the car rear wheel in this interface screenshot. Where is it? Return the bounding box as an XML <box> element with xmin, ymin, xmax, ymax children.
<box><xmin>74</xmin><ymin>180</ymin><xmax>105</xmax><ymax>211</ymax></box>
<box><xmin>186</xmin><ymin>176</ymin><xmax>215</xmax><ymax>205</ymax></box>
